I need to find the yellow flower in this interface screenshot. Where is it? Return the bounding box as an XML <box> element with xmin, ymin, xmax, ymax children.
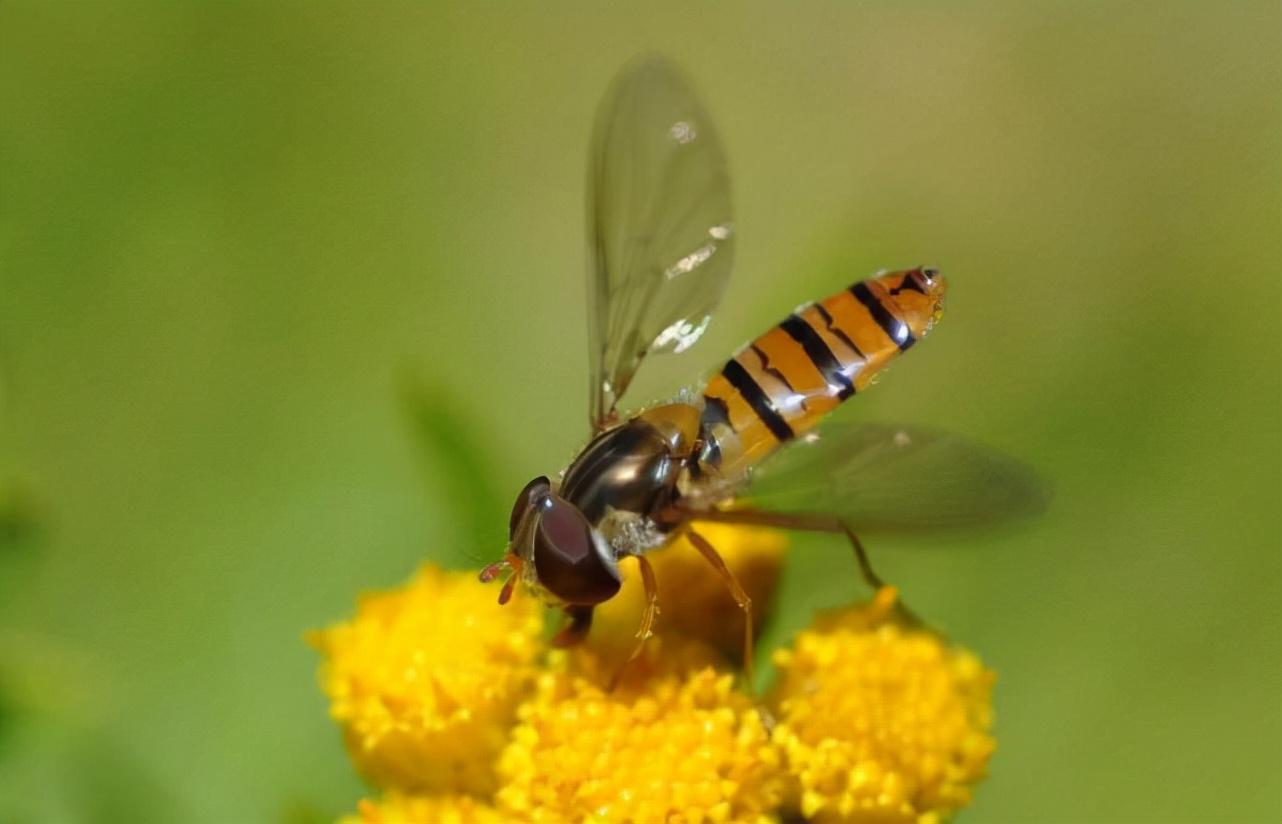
<box><xmin>312</xmin><ymin>540</ymin><xmax>998</xmax><ymax>822</ymax></box>
<box><xmin>340</xmin><ymin>792</ymin><xmax>505</xmax><ymax>824</ymax></box>
<box><xmin>592</xmin><ymin>523</ymin><xmax>786</xmax><ymax>665</ymax></box>
<box><xmin>308</xmin><ymin>565</ymin><xmax>544</xmax><ymax>795</ymax></box>
<box><xmin>496</xmin><ymin>638</ymin><xmax>784</xmax><ymax>823</ymax></box>
<box><xmin>769</xmin><ymin>588</ymin><xmax>996</xmax><ymax>823</ymax></box>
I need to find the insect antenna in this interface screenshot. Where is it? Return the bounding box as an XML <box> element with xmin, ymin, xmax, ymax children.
<box><xmin>479</xmin><ymin>553</ymin><xmax>523</xmax><ymax>605</ymax></box>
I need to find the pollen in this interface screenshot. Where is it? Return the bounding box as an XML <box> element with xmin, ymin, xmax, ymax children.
<box><xmin>495</xmin><ymin>638</ymin><xmax>784</xmax><ymax>823</ymax></box>
<box><xmin>308</xmin><ymin>564</ymin><xmax>544</xmax><ymax>795</ymax></box>
<box><xmin>341</xmin><ymin>792</ymin><xmax>505</xmax><ymax>824</ymax></box>
<box><xmin>769</xmin><ymin>587</ymin><xmax>996</xmax><ymax>823</ymax></box>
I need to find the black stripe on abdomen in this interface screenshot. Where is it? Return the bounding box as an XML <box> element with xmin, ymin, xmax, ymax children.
<box><xmin>781</xmin><ymin>314</ymin><xmax>855</xmax><ymax>400</ymax></box>
<box><xmin>698</xmin><ymin>394</ymin><xmax>731</xmax><ymax>467</ymax></box>
<box><xmin>721</xmin><ymin>359</ymin><xmax>794</xmax><ymax>443</ymax></box>
<box><xmin>851</xmin><ymin>282</ymin><xmax>914</xmax><ymax>351</ymax></box>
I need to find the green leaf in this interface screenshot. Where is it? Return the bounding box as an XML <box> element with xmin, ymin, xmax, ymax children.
<box><xmin>0</xmin><ymin>480</ymin><xmax>41</xmax><ymax>559</ymax></box>
<box><xmin>401</xmin><ymin>377</ymin><xmax>508</xmax><ymax>566</ymax></box>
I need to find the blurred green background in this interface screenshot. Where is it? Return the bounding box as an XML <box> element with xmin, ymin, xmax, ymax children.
<box><xmin>2</xmin><ymin>2</ymin><xmax>1279</xmax><ymax>822</ymax></box>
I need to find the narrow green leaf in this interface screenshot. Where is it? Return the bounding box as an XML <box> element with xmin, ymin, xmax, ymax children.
<box><xmin>400</xmin><ymin>377</ymin><xmax>508</xmax><ymax>566</ymax></box>
<box><xmin>0</xmin><ymin>481</ymin><xmax>41</xmax><ymax>559</ymax></box>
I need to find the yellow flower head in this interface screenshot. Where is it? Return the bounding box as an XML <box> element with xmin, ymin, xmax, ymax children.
<box><xmin>496</xmin><ymin>637</ymin><xmax>784</xmax><ymax>824</ymax></box>
<box><xmin>770</xmin><ymin>588</ymin><xmax>996</xmax><ymax>823</ymax></box>
<box><xmin>315</xmin><ymin>535</ymin><xmax>997</xmax><ymax>822</ymax></box>
<box><xmin>341</xmin><ymin>792</ymin><xmax>504</xmax><ymax>824</ymax></box>
<box><xmin>309</xmin><ymin>565</ymin><xmax>544</xmax><ymax>794</ymax></box>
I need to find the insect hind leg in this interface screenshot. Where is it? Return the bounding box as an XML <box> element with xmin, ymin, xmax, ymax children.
<box><xmin>835</xmin><ymin>521</ymin><xmax>886</xmax><ymax>592</ymax></box>
<box><xmin>833</xmin><ymin>520</ymin><xmax>922</xmax><ymax>628</ymax></box>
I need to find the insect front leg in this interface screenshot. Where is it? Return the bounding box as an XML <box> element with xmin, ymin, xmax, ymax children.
<box><xmin>609</xmin><ymin>554</ymin><xmax>661</xmax><ymax>692</ymax></box>
<box><xmin>552</xmin><ymin>605</ymin><xmax>595</xmax><ymax>648</ymax></box>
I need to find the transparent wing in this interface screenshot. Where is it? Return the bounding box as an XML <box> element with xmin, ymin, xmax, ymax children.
<box><xmin>588</xmin><ymin>55</ymin><xmax>734</xmax><ymax>428</ymax></box>
<box><xmin>740</xmin><ymin>422</ymin><xmax>1051</xmax><ymax>533</ymax></box>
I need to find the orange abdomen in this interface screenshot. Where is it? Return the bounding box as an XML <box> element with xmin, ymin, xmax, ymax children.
<box><xmin>699</xmin><ymin>267</ymin><xmax>946</xmax><ymax>477</ymax></box>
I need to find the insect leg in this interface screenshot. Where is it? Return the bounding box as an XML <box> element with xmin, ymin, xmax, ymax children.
<box><xmin>676</xmin><ymin>508</ymin><xmax>884</xmax><ymax>589</ymax></box>
<box><xmin>552</xmin><ymin>605</ymin><xmax>595</xmax><ymax>648</ymax></box>
<box><xmin>675</xmin><ymin>507</ymin><xmax>921</xmax><ymax>627</ymax></box>
<box><xmin>685</xmin><ymin>528</ymin><xmax>755</xmax><ymax>689</ymax></box>
<box><xmin>839</xmin><ymin>523</ymin><xmax>885</xmax><ymax>591</ymax></box>
<box><xmin>610</xmin><ymin>554</ymin><xmax>661</xmax><ymax>691</ymax></box>
<box><xmin>633</xmin><ymin>553</ymin><xmax>661</xmax><ymax>644</ymax></box>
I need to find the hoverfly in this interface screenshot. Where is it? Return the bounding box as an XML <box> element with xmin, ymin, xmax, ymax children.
<box><xmin>480</xmin><ymin>56</ymin><xmax>1044</xmax><ymax>674</ymax></box>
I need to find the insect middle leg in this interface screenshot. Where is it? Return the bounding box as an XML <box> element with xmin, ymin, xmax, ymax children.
<box><xmin>685</xmin><ymin>527</ymin><xmax>756</xmax><ymax>688</ymax></box>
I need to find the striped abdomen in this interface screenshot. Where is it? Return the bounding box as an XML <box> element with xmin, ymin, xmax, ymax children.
<box><xmin>699</xmin><ymin>267</ymin><xmax>946</xmax><ymax>477</ymax></box>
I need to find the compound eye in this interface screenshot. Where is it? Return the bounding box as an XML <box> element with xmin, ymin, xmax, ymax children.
<box><xmin>532</xmin><ymin>495</ymin><xmax>621</xmax><ymax>605</ymax></box>
<box><xmin>509</xmin><ymin>476</ymin><xmax>551</xmax><ymax>538</ymax></box>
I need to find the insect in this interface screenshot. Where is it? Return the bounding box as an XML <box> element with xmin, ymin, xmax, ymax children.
<box><xmin>480</xmin><ymin>56</ymin><xmax>1044</xmax><ymax>675</ymax></box>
